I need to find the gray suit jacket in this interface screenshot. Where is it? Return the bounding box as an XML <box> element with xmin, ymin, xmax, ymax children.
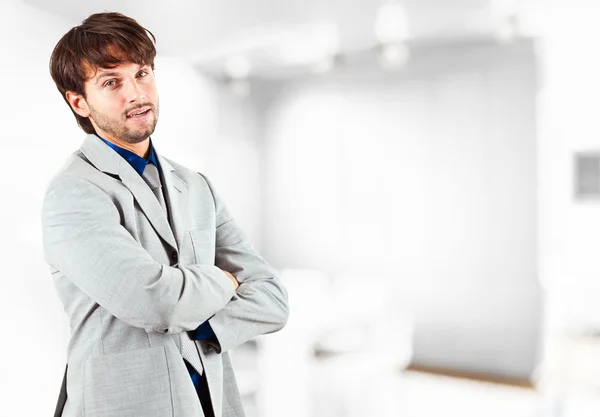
<box><xmin>41</xmin><ymin>134</ymin><xmax>289</xmax><ymax>417</ymax></box>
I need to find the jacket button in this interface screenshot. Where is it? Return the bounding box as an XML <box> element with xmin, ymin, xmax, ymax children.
<box><xmin>171</xmin><ymin>251</ymin><xmax>177</xmax><ymax>260</ymax></box>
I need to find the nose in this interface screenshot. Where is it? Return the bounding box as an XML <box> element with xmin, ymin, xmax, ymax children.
<box><xmin>123</xmin><ymin>77</ymin><xmax>145</xmax><ymax>103</ymax></box>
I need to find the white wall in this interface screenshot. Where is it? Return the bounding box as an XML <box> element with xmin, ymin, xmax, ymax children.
<box><xmin>260</xmin><ymin>40</ymin><xmax>540</xmax><ymax>379</ymax></box>
<box><xmin>0</xmin><ymin>2</ymin><xmax>81</xmax><ymax>415</ymax></box>
<box><xmin>537</xmin><ymin>0</ymin><xmax>600</xmax><ymax>376</ymax></box>
<box><xmin>0</xmin><ymin>3</ymin><xmax>262</xmax><ymax>414</ymax></box>
<box><xmin>152</xmin><ymin>59</ymin><xmax>263</xmax><ymax>247</ymax></box>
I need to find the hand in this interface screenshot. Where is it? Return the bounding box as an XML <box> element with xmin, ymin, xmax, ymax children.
<box><xmin>222</xmin><ymin>269</ymin><xmax>239</xmax><ymax>291</ymax></box>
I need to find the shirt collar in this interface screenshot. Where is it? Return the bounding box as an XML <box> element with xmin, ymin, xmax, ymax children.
<box><xmin>96</xmin><ymin>134</ymin><xmax>159</xmax><ymax>176</ymax></box>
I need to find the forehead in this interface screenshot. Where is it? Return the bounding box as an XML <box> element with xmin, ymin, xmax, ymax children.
<box><xmin>82</xmin><ymin>45</ymin><xmax>144</xmax><ymax>81</ymax></box>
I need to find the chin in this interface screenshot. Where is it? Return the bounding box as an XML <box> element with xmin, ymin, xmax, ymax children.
<box><xmin>126</xmin><ymin>125</ymin><xmax>157</xmax><ymax>143</ymax></box>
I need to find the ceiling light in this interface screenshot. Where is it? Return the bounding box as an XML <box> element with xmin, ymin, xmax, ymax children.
<box><xmin>312</xmin><ymin>20</ymin><xmax>340</xmax><ymax>58</ymax></box>
<box><xmin>378</xmin><ymin>43</ymin><xmax>410</xmax><ymax>70</ymax></box>
<box><xmin>375</xmin><ymin>1</ymin><xmax>410</xmax><ymax>44</ymax></box>
<box><xmin>310</xmin><ymin>55</ymin><xmax>337</xmax><ymax>74</ymax></box>
<box><xmin>491</xmin><ymin>0</ymin><xmax>522</xmax><ymax>43</ymax></box>
<box><xmin>226</xmin><ymin>78</ymin><xmax>251</xmax><ymax>98</ymax></box>
<box><xmin>224</xmin><ymin>55</ymin><xmax>251</xmax><ymax>79</ymax></box>
<box><xmin>495</xmin><ymin>13</ymin><xmax>520</xmax><ymax>43</ymax></box>
<box><xmin>274</xmin><ymin>20</ymin><xmax>340</xmax><ymax>67</ymax></box>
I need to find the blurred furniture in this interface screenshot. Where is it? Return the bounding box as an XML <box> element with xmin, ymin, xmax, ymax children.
<box><xmin>536</xmin><ymin>331</ymin><xmax>600</xmax><ymax>417</ymax></box>
<box><xmin>249</xmin><ymin>269</ymin><xmax>413</xmax><ymax>417</ymax></box>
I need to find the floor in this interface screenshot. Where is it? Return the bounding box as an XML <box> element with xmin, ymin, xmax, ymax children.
<box><xmin>390</xmin><ymin>370</ymin><xmax>539</xmax><ymax>417</ymax></box>
<box><xmin>305</xmin><ymin>365</ymin><xmax>540</xmax><ymax>417</ymax></box>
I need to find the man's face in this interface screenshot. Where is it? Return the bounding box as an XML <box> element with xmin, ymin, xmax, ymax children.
<box><xmin>81</xmin><ymin>61</ymin><xmax>159</xmax><ymax>144</ymax></box>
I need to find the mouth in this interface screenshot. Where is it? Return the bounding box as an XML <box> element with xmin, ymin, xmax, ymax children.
<box><xmin>126</xmin><ymin>106</ymin><xmax>152</xmax><ymax>119</ymax></box>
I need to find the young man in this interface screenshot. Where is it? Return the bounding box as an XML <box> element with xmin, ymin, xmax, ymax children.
<box><xmin>43</xmin><ymin>12</ymin><xmax>288</xmax><ymax>417</ymax></box>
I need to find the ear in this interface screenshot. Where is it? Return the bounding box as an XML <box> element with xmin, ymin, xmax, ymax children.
<box><xmin>65</xmin><ymin>91</ymin><xmax>90</xmax><ymax>118</ymax></box>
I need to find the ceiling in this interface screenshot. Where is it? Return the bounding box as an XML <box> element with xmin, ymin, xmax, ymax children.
<box><xmin>22</xmin><ymin>0</ymin><xmax>541</xmax><ymax>78</ymax></box>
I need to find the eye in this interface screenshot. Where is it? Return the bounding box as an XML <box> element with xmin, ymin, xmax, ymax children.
<box><xmin>137</xmin><ymin>70</ymin><xmax>148</xmax><ymax>77</ymax></box>
<box><xmin>103</xmin><ymin>79</ymin><xmax>117</xmax><ymax>88</ymax></box>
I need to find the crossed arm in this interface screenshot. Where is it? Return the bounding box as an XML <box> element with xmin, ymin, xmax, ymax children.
<box><xmin>196</xmin><ymin>173</ymin><xmax>289</xmax><ymax>352</ymax></box>
<box><xmin>41</xmin><ymin>173</ymin><xmax>289</xmax><ymax>353</ymax></box>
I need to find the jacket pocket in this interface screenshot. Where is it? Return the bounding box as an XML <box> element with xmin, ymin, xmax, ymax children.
<box><xmin>189</xmin><ymin>228</ymin><xmax>216</xmax><ymax>265</ymax></box>
<box><xmin>83</xmin><ymin>346</ymin><xmax>173</xmax><ymax>417</ymax></box>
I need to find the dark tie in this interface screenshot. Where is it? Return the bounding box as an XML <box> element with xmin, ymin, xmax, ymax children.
<box><xmin>142</xmin><ymin>163</ymin><xmax>204</xmax><ymax>376</ymax></box>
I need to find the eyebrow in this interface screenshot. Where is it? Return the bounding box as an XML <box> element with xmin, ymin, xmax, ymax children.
<box><xmin>96</xmin><ymin>71</ymin><xmax>120</xmax><ymax>82</ymax></box>
<box><xmin>95</xmin><ymin>65</ymin><xmax>147</xmax><ymax>83</ymax></box>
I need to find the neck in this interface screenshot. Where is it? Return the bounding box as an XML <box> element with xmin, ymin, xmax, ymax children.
<box><xmin>97</xmin><ymin>134</ymin><xmax>150</xmax><ymax>159</ymax></box>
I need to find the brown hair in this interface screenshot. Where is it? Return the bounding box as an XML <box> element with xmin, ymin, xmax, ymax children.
<box><xmin>49</xmin><ymin>12</ymin><xmax>157</xmax><ymax>134</ymax></box>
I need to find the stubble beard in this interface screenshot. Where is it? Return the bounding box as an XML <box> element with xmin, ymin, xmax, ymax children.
<box><xmin>88</xmin><ymin>102</ymin><xmax>160</xmax><ymax>144</ymax></box>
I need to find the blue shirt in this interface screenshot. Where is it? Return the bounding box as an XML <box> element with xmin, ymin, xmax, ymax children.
<box><xmin>96</xmin><ymin>134</ymin><xmax>216</xmax><ymax>391</ymax></box>
<box><xmin>99</xmin><ymin>135</ymin><xmax>160</xmax><ymax>176</ymax></box>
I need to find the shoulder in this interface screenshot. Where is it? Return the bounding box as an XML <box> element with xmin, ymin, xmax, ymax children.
<box><xmin>42</xmin><ymin>151</ymin><xmax>118</xmax><ymax>215</ymax></box>
<box><xmin>160</xmin><ymin>156</ymin><xmax>214</xmax><ymax>189</ymax></box>
<box><xmin>45</xmin><ymin>152</ymin><xmax>93</xmax><ymax>194</ymax></box>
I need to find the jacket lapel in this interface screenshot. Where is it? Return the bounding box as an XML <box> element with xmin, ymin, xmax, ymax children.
<box><xmin>80</xmin><ymin>134</ymin><xmax>178</xmax><ymax>252</ymax></box>
<box><xmin>156</xmin><ymin>152</ymin><xmax>189</xmax><ymax>252</ymax></box>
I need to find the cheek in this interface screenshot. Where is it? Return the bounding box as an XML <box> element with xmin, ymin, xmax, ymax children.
<box><xmin>93</xmin><ymin>94</ymin><xmax>120</xmax><ymax>110</ymax></box>
<box><xmin>103</xmin><ymin>98</ymin><xmax>127</xmax><ymax>116</ymax></box>
<box><xmin>145</xmin><ymin>82</ymin><xmax>158</xmax><ymax>102</ymax></box>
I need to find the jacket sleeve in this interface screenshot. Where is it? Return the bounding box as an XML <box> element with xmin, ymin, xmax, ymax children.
<box><xmin>41</xmin><ymin>174</ymin><xmax>236</xmax><ymax>334</ymax></box>
<box><xmin>199</xmin><ymin>174</ymin><xmax>290</xmax><ymax>353</ymax></box>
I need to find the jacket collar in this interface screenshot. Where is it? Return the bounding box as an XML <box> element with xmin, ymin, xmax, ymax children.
<box><xmin>80</xmin><ymin>134</ymin><xmax>189</xmax><ymax>253</ymax></box>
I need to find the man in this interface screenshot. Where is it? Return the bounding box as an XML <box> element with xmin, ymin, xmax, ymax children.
<box><xmin>42</xmin><ymin>12</ymin><xmax>289</xmax><ymax>417</ymax></box>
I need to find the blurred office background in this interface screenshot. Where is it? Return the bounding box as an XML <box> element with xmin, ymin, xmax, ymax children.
<box><xmin>2</xmin><ymin>0</ymin><xmax>600</xmax><ymax>415</ymax></box>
